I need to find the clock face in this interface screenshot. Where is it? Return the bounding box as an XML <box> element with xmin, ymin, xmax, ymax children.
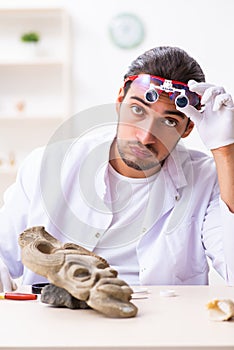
<box><xmin>109</xmin><ymin>13</ymin><xmax>145</xmax><ymax>49</ymax></box>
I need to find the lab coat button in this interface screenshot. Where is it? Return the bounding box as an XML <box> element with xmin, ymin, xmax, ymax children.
<box><xmin>95</xmin><ymin>232</ymin><xmax>101</xmax><ymax>238</ymax></box>
<box><xmin>175</xmin><ymin>194</ymin><xmax>180</xmax><ymax>201</ymax></box>
<box><xmin>142</xmin><ymin>227</ymin><xmax>147</xmax><ymax>233</ymax></box>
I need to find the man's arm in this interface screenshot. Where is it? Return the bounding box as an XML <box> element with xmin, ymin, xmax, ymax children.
<box><xmin>0</xmin><ymin>148</ymin><xmax>43</xmax><ymax>291</ymax></box>
<box><xmin>212</xmin><ymin>144</ymin><xmax>234</xmax><ymax>213</ymax></box>
<box><xmin>177</xmin><ymin>81</ymin><xmax>234</xmax><ymax>284</ymax></box>
<box><xmin>177</xmin><ymin>81</ymin><xmax>234</xmax><ymax>212</ymax></box>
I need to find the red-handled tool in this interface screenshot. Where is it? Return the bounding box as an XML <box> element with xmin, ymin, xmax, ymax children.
<box><xmin>0</xmin><ymin>293</ymin><xmax>37</xmax><ymax>300</ymax></box>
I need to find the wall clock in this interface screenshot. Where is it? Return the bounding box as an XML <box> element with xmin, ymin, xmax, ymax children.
<box><xmin>109</xmin><ymin>13</ymin><xmax>145</xmax><ymax>49</ymax></box>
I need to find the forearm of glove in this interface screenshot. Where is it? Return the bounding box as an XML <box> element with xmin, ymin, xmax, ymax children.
<box><xmin>177</xmin><ymin>80</ymin><xmax>234</xmax><ymax>150</ymax></box>
<box><xmin>0</xmin><ymin>257</ymin><xmax>17</xmax><ymax>292</ymax></box>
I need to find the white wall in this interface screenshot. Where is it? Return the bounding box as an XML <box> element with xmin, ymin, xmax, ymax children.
<box><xmin>64</xmin><ymin>0</ymin><xmax>234</xmax><ymax>117</ymax></box>
<box><xmin>6</xmin><ymin>0</ymin><xmax>232</xmax><ymax>152</ymax></box>
<box><xmin>69</xmin><ymin>0</ymin><xmax>233</xmax><ymax>153</ymax></box>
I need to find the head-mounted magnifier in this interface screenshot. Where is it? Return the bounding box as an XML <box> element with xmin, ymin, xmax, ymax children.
<box><xmin>124</xmin><ymin>74</ymin><xmax>201</xmax><ymax>109</ymax></box>
<box><xmin>145</xmin><ymin>81</ymin><xmax>189</xmax><ymax>107</ymax></box>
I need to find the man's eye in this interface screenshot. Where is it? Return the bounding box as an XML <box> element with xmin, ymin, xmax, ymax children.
<box><xmin>130</xmin><ymin>105</ymin><xmax>144</xmax><ymax>115</ymax></box>
<box><xmin>163</xmin><ymin>119</ymin><xmax>178</xmax><ymax>127</ymax></box>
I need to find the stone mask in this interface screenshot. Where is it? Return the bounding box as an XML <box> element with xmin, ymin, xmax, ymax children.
<box><xmin>19</xmin><ymin>226</ymin><xmax>137</xmax><ymax>318</ymax></box>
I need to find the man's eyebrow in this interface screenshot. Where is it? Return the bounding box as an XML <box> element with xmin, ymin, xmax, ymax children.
<box><xmin>130</xmin><ymin>96</ymin><xmax>185</xmax><ymax>119</ymax></box>
<box><xmin>130</xmin><ymin>96</ymin><xmax>151</xmax><ymax>107</ymax></box>
<box><xmin>164</xmin><ymin>110</ymin><xmax>185</xmax><ymax>119</ymax></box>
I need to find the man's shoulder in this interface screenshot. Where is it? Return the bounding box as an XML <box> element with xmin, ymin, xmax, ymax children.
<box><xmin>176</xmin><ymin>143</ymin><xmax>214</xmax><ymax>164</ymax></box>
<box><xmin>75</xmin><ymin>124</ymin><xmax>117</xmax><ymax>146</ymax></box>
<box><xmin>187</xmin><ymin>148</ymin><xmax>215</xmax><ymax>168</ymax></box>
<box><xmin>182</xmin><ymin>147</ymin><xmax>218</xmax><ymax>186</ymax></box>
<box><xmin>168</xmin><ymin>143</ymin><xmax>217</xmax><ymax>186</ymax></box>
<box><xmin>22</xmin><ymin>125</ymin><xmax>117</xmax><ymax>167</ymax></box>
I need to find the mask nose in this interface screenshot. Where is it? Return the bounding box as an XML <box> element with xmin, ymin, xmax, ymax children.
<box><xmin>95</xmin><ymin>267</ymin><xmax>118</xmax><ymax>282</ymax></box>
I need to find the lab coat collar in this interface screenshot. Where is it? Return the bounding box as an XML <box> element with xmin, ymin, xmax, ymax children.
<box><xmin>164</xmin><ymin>141</ymin><xmax>190</xmax><ymax>190</ymax></box>
<box><xmin>93</xmin><ymin>128</ymin><xmax>117</xmax><ymax>203</ymax></box>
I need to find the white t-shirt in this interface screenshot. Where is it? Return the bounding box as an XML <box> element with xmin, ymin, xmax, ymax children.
<box><xmin>94</xmin><ymin>163</ymin><xmax>159</xmax><ymax>285</ymax></box>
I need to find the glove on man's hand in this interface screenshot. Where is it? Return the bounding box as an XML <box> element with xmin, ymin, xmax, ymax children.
<box><xmin>177</xmin><ymin>80</ymin><xmax>234</xmax><ymax>150</ymax></box>
<box><xmin>0</xmin><ymin>257</ymin><xmax>17</xmax><ymax>292</ymax></box>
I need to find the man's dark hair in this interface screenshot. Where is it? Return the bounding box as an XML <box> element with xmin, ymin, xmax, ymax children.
<box><xmin>123</xmin><ymin>46</ymin><xmax>205</xmax><ymax>95</ymax></box>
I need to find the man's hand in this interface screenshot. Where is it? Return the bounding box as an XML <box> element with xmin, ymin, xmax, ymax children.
<box><xmin>0</xmin><ymin>257</ymin><xmax>17</xmax><ymax>292</ymax></box>
<box><xmin>177</xmin><ymin>80</ymin><xmax>234</xmax><ymax>150</ymax></box>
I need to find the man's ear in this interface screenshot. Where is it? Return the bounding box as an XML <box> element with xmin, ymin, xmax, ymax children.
<box><xmin>181</xmin><ymin>119</ymin><xmax>194</xmax><ymax>138</ymax></box>
<box><xmin>116</xmin><ymin>87</ymin><xmax>124</xmax><ymax>114</ymax></box>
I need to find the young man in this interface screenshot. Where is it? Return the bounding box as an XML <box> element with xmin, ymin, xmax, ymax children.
<box><xmin>0</xmin><ymin>46</ymin><xmax>234</xmax><ymax>291</ymax></box>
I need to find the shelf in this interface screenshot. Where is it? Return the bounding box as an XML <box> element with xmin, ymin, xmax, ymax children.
<box><xmin>0</xmin><ymin>8</ymin><xmax>67</xmax><ymax>15</ymax></box>
<box><xmin>0</xmin><ymin>116</ymin><xmax>65</xmax><ymax>128</ymax></box>
<box><xmin>0</xmin><ymin>168</ymin><xmax>17</xmax><ymax>176</ymax></box>
<box><xmin>0</xmin><ymin>114</ymin><xmax>65</xmax><ymax>121</ymax></box>
<box><xmin>0</xmin><ymin>6</ymin><xmax>71</xmax><ymax>202</ymax></box>
<box><xmin>0</xmin><ymin>58</ymin><xmax>65</xmax><ymax>66</ymax></box>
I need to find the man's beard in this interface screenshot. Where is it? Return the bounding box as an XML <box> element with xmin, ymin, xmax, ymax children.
<box><xmin>117</xmin><ymin>139</ymin><xmax>165</xmax><ymax>171</ymax></box>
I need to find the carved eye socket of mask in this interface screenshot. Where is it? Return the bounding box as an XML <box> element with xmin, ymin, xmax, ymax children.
<box><xmin>56</xmin><ymin>254</ymin><xmax>118</xmax><ymax>300</ymax></box>
<box><xmin>73</xmin><ymin>267</ymin><xmax>91</xmax><ymax>279</ymax></box>
<box><xmin>68</xmin><ymin>260</ymin><xmax>107</xmax><ymax>281</ymax></box>
<box><xmin>67</xmin><ymin>263</ymin><xmax>91</xmax><ymax>282</ymax></box>
<box><xmin>37</xmin><ymin>242</ymin><xmax>54</xmax><ymax>254</ymax></box>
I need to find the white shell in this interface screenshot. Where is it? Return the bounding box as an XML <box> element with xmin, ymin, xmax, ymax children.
<box><xmin>206</xmin><ymin>298</ymin><xmax>234</xmax><ymax>321</ymax></box>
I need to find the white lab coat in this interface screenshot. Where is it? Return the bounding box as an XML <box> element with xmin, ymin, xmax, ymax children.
<box><xmin>0</xmin><ymin>126</ymin><xmax>234</xmax><ymax>285</ymax></box>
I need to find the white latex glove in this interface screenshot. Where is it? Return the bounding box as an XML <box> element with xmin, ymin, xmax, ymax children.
<box><xmin>0</xmin><ymin>257</ymin><xmax>17</xmax><ymax>292</ymax></box>
<box><xmin>177</xmin><ymin>80</ymin><xmax>234</xmax><ymax>150</ymax></box>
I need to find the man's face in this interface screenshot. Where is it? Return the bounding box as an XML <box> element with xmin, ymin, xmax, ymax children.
<box><xmin>111</xmin><ymin>81</ymin><xmax>194</xmax><ymax>178</ymax></box>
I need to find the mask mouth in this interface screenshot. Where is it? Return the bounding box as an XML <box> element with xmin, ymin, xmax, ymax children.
<box><xmin>124</xmin><ymin>74</ymin><xmax>201</xmax><ymax>109</ymax></box>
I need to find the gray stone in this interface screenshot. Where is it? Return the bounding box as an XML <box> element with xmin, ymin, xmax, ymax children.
<box><xmin>41</xmin><ymin>284</ymin><xmax>90</xmax><ymax>309</ymax></box>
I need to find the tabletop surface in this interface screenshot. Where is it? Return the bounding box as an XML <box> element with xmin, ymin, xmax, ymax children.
<box><xmin>0</xmin><ymin>285</ymin><xmax>234</xmax><ymax>350</ymax></box>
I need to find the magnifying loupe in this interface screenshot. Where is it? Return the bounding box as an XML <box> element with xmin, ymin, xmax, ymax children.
<box><xmin>144</xmin><ymin>81</ymin><xmax>190</xmax><ymax>108</ymax></box>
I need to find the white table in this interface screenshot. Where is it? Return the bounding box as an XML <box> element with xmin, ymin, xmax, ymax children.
<box><xmin>1</xmin><ymin>285</ymin><xmax>234</xmax><ymax>349</ymax></box>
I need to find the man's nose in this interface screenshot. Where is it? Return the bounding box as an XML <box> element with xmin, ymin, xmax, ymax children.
<box><xmin>135</xmin><ymin>120</ymin><xmax>156</xmax><ymax>145</ymax></box>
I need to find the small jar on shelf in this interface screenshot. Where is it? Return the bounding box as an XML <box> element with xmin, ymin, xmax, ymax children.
<box><xmin>0</xmin><ymin>151</ymin><xmax>17</xmax><ymax>174</ymax></box>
